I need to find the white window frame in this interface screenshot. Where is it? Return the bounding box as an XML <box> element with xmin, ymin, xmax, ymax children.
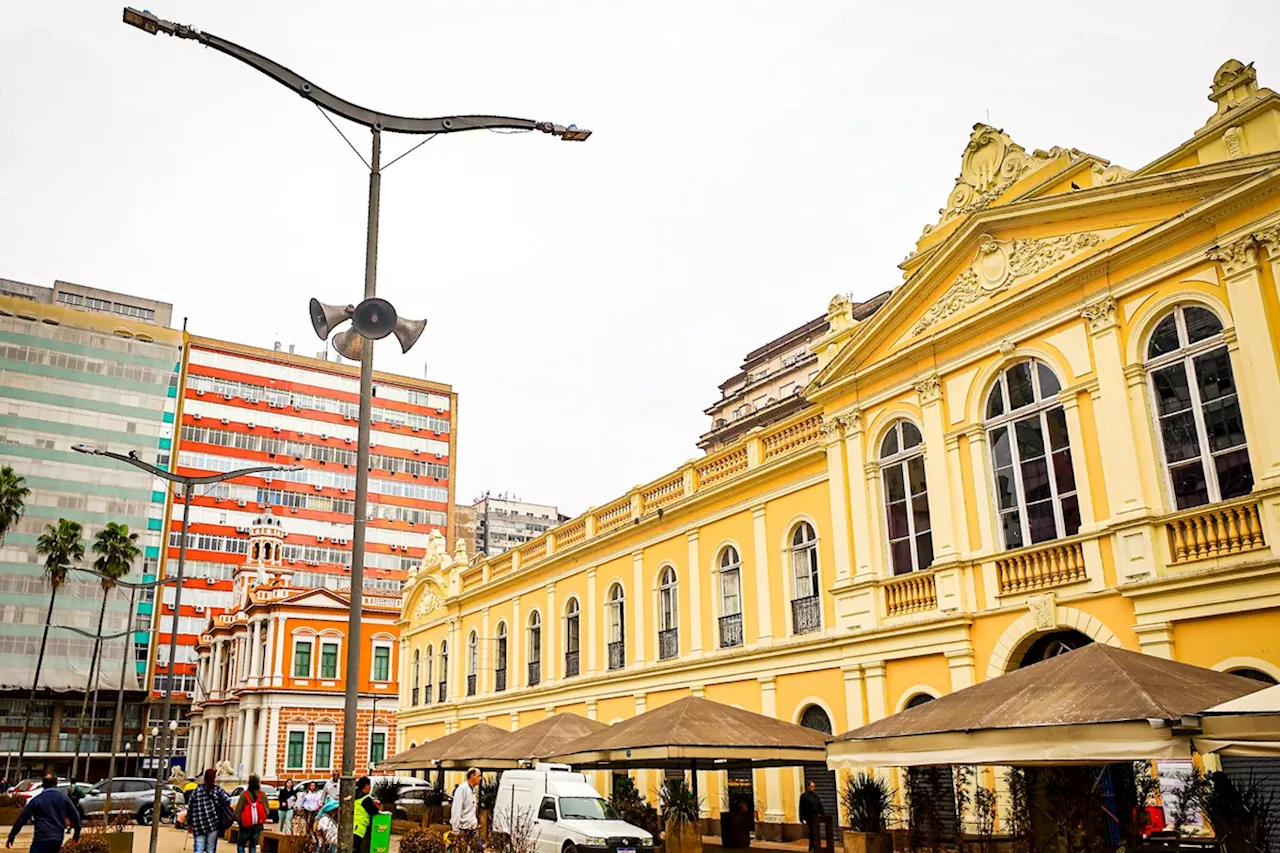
<box><xmin>412</xmin><ymin>649</ymin><xmax>421</xmax><ymax>699</ymax></box>
<box><xmin>878</xmin><ymin>421</ymin><xmax>933</xmax><ymax>574</ymax></box>
<box><xmin>564</xmin><ymin>597</ymin><xmax>581</xmax><ymax>656</ymax></box>
<box><xmin>369</xmin><ymin>727</ymin><xmax>388</xmax><ymax>766</ymax></box>
<box><xmin>317</xmin><ymin>633</ymin><xmax>342</xmax><ymax>681</ymax></box>
<box><xmin>1144</xmin><ymin>306</ymin><xmax>1249</xmax><ymax>509</ymax></box>
<box><xmin>789</xmin><ymin>522</ymin><xmax>821</xmax><ymax>600</ymax></box>
<box><xmin>606</xmin><ymin>585</ymin><xmax>625</xmax><ymax>645</ymax></box>
<box><xmin>984</xmin><ymin>359</ymin><xmax>1079</xmax><ymax>550</ymax></box>
<box><xmin>658</xmin><ymin>566</ymin><xmax>678</xmax><ymax>632</ymax></box>
<box><xmin>494</xmin><ymin>623</ymin><xmax>508</xmax><ymax>688</ymax></box>
<box><xmin>467</xmin><ymin>631</ymin><xmax>479</xmax><ymax>678</ymax></box>
<box><xmin>312</xmin><ymin>726</ymin><xmax>335</xmax><ymax>771</ymax></box>
<box><xmin>718</xmin><ymin>547</ymin><xmax>742</xmax><ymax>619</ymax></box>
<box><xmin>285</xmin><ymin>726</ymin><xmax>308</xmax><ymax>771</ymax></box>
<box><xmin>291</xmin><ymin>632</ymin><xmax>316</xmax><ymax>680</ymax></box>
<box><xmin>370</xmin><ymin>639</ymin><xmax>394</xmax><ymax>683</ymax></box>
<box><xmin>426</xmin><ymin>644</ymin><xmax>435</xmax><ymax>694</ymax></box>
<box><xmin>528</xmin><ymin>611</ymin><xmax>543</xmax><ymax>667</ymax></box>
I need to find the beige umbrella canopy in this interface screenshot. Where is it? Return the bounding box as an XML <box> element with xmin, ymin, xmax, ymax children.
<box><xmin>380</xmin><ymin>721</ymin><xmax>511</xmax><ymax>771</ymax></box>
<box><xmin>828</xmin><ymin>644</ymin><xmax>1265</xmax><ymax>769</ymax></box>
<box><xmin>548</xmin><ymin>695</ymin><xmax>829</xmax><ymax>769</ymax></box>
<box><xmin>476</xmin><ymin>713</ymin><xmax>608</xmax><ymax>769</ymax></box>
<box><xmin>1196</xmin><ymin>682</ymin><xmax>1280</xmax><ymax>757</ymax></box>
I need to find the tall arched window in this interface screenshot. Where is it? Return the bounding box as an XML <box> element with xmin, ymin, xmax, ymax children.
<box><xmin>495</xmin><ymin>622</ymin><xmax>508</xmax><ymax>692</ymax></box>
<box><xmin>789</xmin><ymin>522</ymin><xmax>822</xmax><ymax>634</ymax></box>
<box><xmin>437</xmin><ymin>640</ymin><xmax>448</xmax><ymax>703</ymax></box>
<box><xmin>466</xmin><ymin>630</ymin><xmax>479</xmax><ymax>696</ymax></box>
<box><xmin>985</xmin><ymin>359</ymin><xmax>1080</xmax><ymax>549</ymax></box>
<box><xmin>658</xmin><ymin>566</ymin><xmax>679</xmax><ymax>661</ymax></box>
<box><xmin>880</xmin><ymin>421</ymin><xmax>933</xmax><ymax>574</ymax></box>
<box><xmin>528</xmin><ymin>611</ymin><xmax>542</xmax><ymax>687</ymax></box>
<box><xmin>412</xmin><ymin>649</ymin><xmax>421</xmax><ymax>706</ymax></box>
<box><xmin>564</xmin><ymin>598</ymin><xmax>581</xmax><ymax>678</ymax></box>
<box><xmin>1146</xmin><ymin>305</ymin><xmax>1251</xmax><ymax>509</ymax></box>
<box><xmin>718</xmin><ymin>547</ymin><xmax>743</xmax><ymax>649</ymax></box>
<box><xmin>607</xmin><ymin>583</ymin><xmax>626</xmax><ymax>671</ymax></box>
<box><xmin>425</xmin><ymin>645</ymin><xmax>434</xmax><ymax>705</ymax></box>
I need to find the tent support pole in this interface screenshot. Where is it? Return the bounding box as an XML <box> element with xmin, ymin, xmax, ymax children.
<box><xmin>691</xmin><ymin>759</ymin><xmax>699</xmax><ymax>806</ymax></box>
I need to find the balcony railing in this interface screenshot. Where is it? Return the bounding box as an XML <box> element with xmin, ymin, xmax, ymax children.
<box><xmin>411</xmin><ymin>687</ymin><xmax>419</xmax><ymax>706</ymax></box>
<box><xmin>996</xmin><ymin>540</ymin><xmax>1087</xmax><ymax>595</ymax></box>
<box><xmin>658</xmin><ymin>628</ymin><xmax>679</xmax><ymax>661</ymax></box>
<box><xmin>1167</xmin><ymin>499</ymin><xmax>1266</xmax><ymax>564</ymax></box>
<box><xmin>791</xmin><ymin>595</ymin><xmax>821</xmax><ymax>635</ymax></box>
<box><xmin>565</xmin><ymin>650</ymin><xmax>580</xmax><ymax>678</ymax></box>
<box><xmin>495</xmin><ymin>669</ymin><xmax>507</xmax><ymax>692</ymax></box>
<box><xmin>719</xmin><ymin>613</ymin><xmax>743</xmax><ymax>648</ymax></box>
<box><xmin>528</xmin><ymin>660</ymin><xmax>542</xmax><ymax>687</ymax></box>
<box><xmin>884</xmin><ymin>571</ymin><xmax>937</xmax><ymax>617</ymax></box>
<box><xmin>466</xmin><ymin>674</ymin><xmax>477</xmax><ymax>696</ymax></box>
<box><xmin>608</xmin><ymin>641</ymin><xmax>626</xmax><ymax>671</ymax></box>
<box><xmin>436</xmin><ymin>682</ymin><xmax>446</xmax><ymax>703</ymax></box>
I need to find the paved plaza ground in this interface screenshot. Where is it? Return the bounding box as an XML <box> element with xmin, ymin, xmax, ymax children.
<box><xmin>2</xmin><ymin>823</ymin><xmax>408</xmax><ymax>853</ymax></box>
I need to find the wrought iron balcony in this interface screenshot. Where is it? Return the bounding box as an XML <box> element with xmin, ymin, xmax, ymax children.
<box><xmin>791</xmin><ymin>594</ymin><xmax>822</xmax><ymax>635</ymax></box>
<box><xmin>436</xmin><ymin>681</ymin><xmax>446</xmax><ymax>703</ymax></box>
<box><xmin>658</xmin><ymin>628</ymin><xmax>679</xmax><ymax>661</ymax></box>
<box><xmin>719</xmin><ymin>612</ymin><xmax>743</xmax><ymax>648</ymax></box>
<box><xmin>565</xmin><ymin>650</ymin><xmax>580</xmax><ymax>678</ymax></box>
<box><xmin>528</xmin><ymin>660</ymin><xmax>542</xmax><ymax>687</ymax></box>
<box><xmin>466</xmin><ymin>674</ymin><xmax>477</xmax><ymax>696</ymax></box>
<box><xmin>608</xmin><ymin>641</ymin><xmax>626</xmax><ymax>671</ymax></box>
<box><xmin>495</xmin><ymin>669</ymin><xmax>507</xmax><ymax>692</ymax></box>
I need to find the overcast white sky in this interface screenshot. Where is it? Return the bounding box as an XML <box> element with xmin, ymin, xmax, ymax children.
<box><xmin>3</xmin><ymin>1</ymin><xmax>1278</xmax><ymax>515</ymax></box>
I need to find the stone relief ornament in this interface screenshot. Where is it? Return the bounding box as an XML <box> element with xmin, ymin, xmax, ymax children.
<box><xmin>1080</xmin><ymin>296</ymin><xmax>1119</xmax><ymax>333</ymax></box>
<box><xmin>1223</xmin><ymin>126</ymin><xmax>1247</xmax><ymax>159</ymax></box>
<box><xmin>1254</xmin><ymin>224</ymin><xmax>1280</xmax><ymax>253</ymax></box>
<box><xmin>1090</xmin><ymin>162</ymin><xmax>1132</xmax><ymax>185</ymax></box>
<box><xmin>912</xmin><ymin>231</ymin><xmax>1106</xmax><ymax>335</ymax></box>
<box><xmin>1028</xmin><ymin>593</ymin><xmax>1058</xmax><ymax>631</ymax></box>
<box><xmin>1207</xmin><ymin>235</ymin><xmax>1261</xmax><ymax>277</ymax></box>
<box><xmin>914</xmin><ymin>375</ymin><xmax>943</xmax><ymax>405</ymax></box>
<box><xmin>412</xmin><ymin>585</ymin><xmax>444</xmax><ymax>620</ymax></box>
<box><xmin>999</xmin><ymin>339</ymin><xmax>1017</xmax><ymax>355</ymax></box>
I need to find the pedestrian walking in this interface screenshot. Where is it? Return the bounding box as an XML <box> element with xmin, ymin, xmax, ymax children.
<box><xmin>322</xmin><ymin>773</ymin><xmax>340</xmax><ymax>803</ymax></box>
<box><xmin>450</xmin><ymin>768</ymin><xmax>481</xmax><ymax>853</ymax></box>
<box><xmin>300</xmin><ymin>782</ymin><xmax>324</xmax><ymax>819</ymax></box>
<box><xmin>5</xmin><ymin>774</ymin><xmax>81</xmax><ymax>853</ymax></box>
<box><xmin>233</xmin><ymin>775</ymin><xmax>269</xmax><ymax>853</ymax></box>
<box><xmin>277</xmin><ymin>781</ymin><xmax>296</xmax><ymax>834</ymax></box>
<box><xmin>186</xmin><ymin>769</ymin><xmax>233</xmax><ymax>853</ymax></box>
<box><xmin>799</xmin><ymin>781</ymin><xmax>825</xmax><ymax>852</ymax></box>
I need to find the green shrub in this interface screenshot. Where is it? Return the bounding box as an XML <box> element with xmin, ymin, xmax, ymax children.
<box><xmin>0</xmin><ymin>793</ymin><xmax>23</xmax><ymax>808</ymax></box>
<box><xmin>659</xmin><ymin>778</ymin><xmax>701</xmax><ymax>826</ymax></box>
<box><xmin>400</xmin><ymin>826</ymin><xmax>447</xmax><ymax>853</ymax></box>
<box><xmin>372</xmin><ymin>779</ymin><xmax>405</xmax><ymax>807</ymax></box>
<box><xmin>840</xmin><ymin>771</ymin><xmax>895</xmax><ymax>833</ymax></box>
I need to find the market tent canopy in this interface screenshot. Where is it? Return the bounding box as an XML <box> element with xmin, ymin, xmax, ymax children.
<box><xmin>547</xmin><ymin>695</ymin><xmax>829</xmax><ymax>769</ymax></box>
<box><xmin>828</xmin><ymin>644</ymin><xmax>1265</xmax><ymax>769</ymax></box>
<box><xmin>473</xmin><ymin>714</ymin><xmax>608</xmax><ymax>769</ymax></box>
<box><xmin>379</xmin><ymin>722</ymin><xmax>511</xmax><ymax>771</ymax></box>
<box><xmin>1196</xmin><ymin>682</ymin><xmax>1280</xmax><ymax>757</ymax></box>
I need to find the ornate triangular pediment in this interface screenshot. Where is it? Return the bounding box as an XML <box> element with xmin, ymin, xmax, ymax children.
<box><xmin>281</xmin><ymin>588</ymin><xmax>350</xmax><ymax>609</ymax></box>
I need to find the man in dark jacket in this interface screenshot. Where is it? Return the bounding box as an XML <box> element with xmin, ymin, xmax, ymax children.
<box><xmin>5</xmin><ymin>774</ymin><xmax>81</xmax><ymax>853</ymax></box>
<box><xmin>799</xmin><ymin>781</ymin><xmax>825</xmax><ymax>852</ymax></box>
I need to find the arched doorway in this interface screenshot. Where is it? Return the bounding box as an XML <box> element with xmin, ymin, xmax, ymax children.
<box><xmin>799</xmin><ymin>705</ymin><xmax>839</xmax><ymax>818</ymax></box>
<box><xmin>1016</xmin><ymin>629</ymin><xmax>1093</xmax><ymax>668</ymax></box>
<box><xmin>903</xmin><ymin>694</ymin><xmax>958</xmax><ymax>842</ymax></box>
<box><xmin>1228</xmin><ymin>668</ymin><xmax>1278</xmax><ymax>685</ymax></box>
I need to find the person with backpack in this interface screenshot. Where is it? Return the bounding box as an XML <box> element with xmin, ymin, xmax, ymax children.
<box><xmin>232</xmin><ymin>775</ymin><xmax>269</xmax><ymax>853</ymax></box>
<box><xmin>187</xmin><ymin>769</ymin><xmax>234</xmax><ymax>853</ymax></box>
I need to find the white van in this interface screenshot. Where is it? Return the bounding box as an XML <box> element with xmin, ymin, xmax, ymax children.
<box><xmin>493</xmin><ymin>764</ymin><xmax>654</xmax><ymax>853</ymax></box>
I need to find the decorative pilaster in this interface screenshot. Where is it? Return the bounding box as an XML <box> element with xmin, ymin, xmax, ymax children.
<box><xmin>248</xmin><ymin>621</ymin><xmax>264</xmax><ymax>687</ymax></box>
<box><xmin>758</xmin><ymin>676</ymin><xmax>784</xmax><ymax>822</ymax></box>
<box><xmin>841</xmin><ymin>665</ymin><xmax>866</xmax><ymax>732</ymax></box>
<box><xmin>946</xmin><ymin>649</ymin><xmax>977</xmax><ymax>691</ymax></box>
<box><xmin>1209</xmin><ymin>235</ymin><xmax>1280</xmax><ymax>485</ymax></box>
<box><xmin>480</xmin><ymin>609</ymin><xmax>491</xmax><ymax>694</ymax></box>
<box><xmin>631</xmin><ymin>553</ymin><xmax>647</xmax><ymax>666</ymax></box>
<box><xmin>840</xmin><ymin>410</ymin><xmax>876</xmax><ymax>581</ymax></box>
<box><xmin>686</xmin><ymin>532</ymin><xmax>703</xmax><ymax>654</ymax></box>
<box><xmin>273</xmin><ymin>618</ymin><xmax>286</xmax><ymax>686</ymax></box>
<box><xmin>545</xmin><ymin>583</ymin><xmax>557</xmax><ymax>683</ymax></box>
<box><xmin>863</xmin><ymin>662</ymin><xmax>888</xmax><ymax>722</ymax></box>
<box><xmin>1134</xmin><ymin>622</ymin><xmax>1176</xmax><ymax>660</ymax></box>
<box><xmin>916</xmin><ymin>375</ymin><xmax>959</xmax><ymax>563</ymax></box>
<box><xmin>510</xmin><ymin>595</ymin><xmax>522</xmax><ymax>689</ymax></box>
<box><xmin>963</xmin><ymin>426</ymin><xmax>997</xmax><ymax>557</ymax></box>
<box><xmin>823</xmin><ymin>416</ymin><xmax>854</xmax><ymax>582</ymax></box>
<box><xmin>752</xmin><ymin>506</ymin><xmax>773</xmax><ymax>644</ymax></box>
<box><xmin>586</xmin><ymin>568</ymin><xmax>598</xmax><ymax>674</ymax></box>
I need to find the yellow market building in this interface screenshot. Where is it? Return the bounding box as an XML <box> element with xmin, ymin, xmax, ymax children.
<box><xmin>396</xmin><ymin>59</ymin><xmax>1280</xmax><ymax>826</ymax></box>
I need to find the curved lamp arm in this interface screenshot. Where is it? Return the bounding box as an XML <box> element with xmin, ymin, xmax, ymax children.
<box><xmin>71</xmin><ymin>566</ymin><xmax>180</xmax><ymax>589</ymax></box>
<box><xmin>58</xmin><ymin>625</ymin><xmax>135</xmax><ymax>641</ymax></box>
<box><xmin>123</xmin><ymin>8</ymin><xmax>590</xmax><ymax>139</ymax></box>
<box><xmin>72</xmin><ymin>444</ymin><xmax>300</xmax><ymax>485</ymax></box>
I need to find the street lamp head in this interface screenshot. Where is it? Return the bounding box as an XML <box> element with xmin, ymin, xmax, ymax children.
<box><xmin>122</xmin><ymin>7</ymin><xmax>163</xmax><ymax>35</ymax></box>
<box><xmin>71</xmin><ymin>444</ymin><xmax>100</xmax><ymax>456</ymax></box>
<box><xmin>309</xmin><ymin>299</ymin><xmax>353</xmax><ymax>341</ymax></box>
<box><xmin>536</xmin><ymin>121</ymin><xmax>592</xmax><ymax>142</ymax></box>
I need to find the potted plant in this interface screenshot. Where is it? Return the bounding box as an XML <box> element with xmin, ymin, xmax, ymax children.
<box><xmin>660</xmin><ymin>778</ymin><xmax>703</xmax><ymax>853</ymax></box>
<box><xmin>610</xmin><ymin>777</ymin><xmax>660</xmax><ymax>839</ymax></box>
<box><xmin>476</xmin><ymin>774</ymin><xmax>498</xmax><ymax>841</ymax></box>
<box><xmin>423</xmin><ymin>784</ymin><xmax>447</xmax><ymax>828</ymax></box>
<box><xmin>0</xmin><ymin>793</ymin><xmax>23</xmax><ymax>827</ymax></box>
<box><xmin>840</xmin><ymin>772</ymin><xmax>895</xmax><ymax>853</ymax></box>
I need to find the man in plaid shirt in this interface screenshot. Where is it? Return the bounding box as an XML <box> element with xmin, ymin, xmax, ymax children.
<box><xmin>187</xmin><ymin>769</ymin><xmax>232</xmax><ymax>853</ymax></box>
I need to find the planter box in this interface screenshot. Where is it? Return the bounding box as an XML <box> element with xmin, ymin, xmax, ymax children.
<box><xmin>841</xmin><ymin>830</ymin><xmax>893</xmax><ymax>853</ymax></box>
<box><xmin>104</xmin><ymin>831</ymin><xmax>134</xmax><ymax>853</ymax></box>
<box><xmin>756</xmin><ymin>821</ymin><xmax>784</xmax><ymax>843</ymax></box>
<box><xmin>664</xmin><ymin>820</ymin><xmax>701</xmax><ymax>853</ymax></box>
<box><xmin>260</xmin><ymin>831</ymin><xmax>304</xmax><ymax>853</ymax></box>
<box><xmin>720</xmin><ymin>811</ymin><xmax>750</xmax><ymax>849</ymax></box>
<box><xmin>0</xmin><ymin>809</ymin><xmax>21</xmax><ymax>827</ymax></box>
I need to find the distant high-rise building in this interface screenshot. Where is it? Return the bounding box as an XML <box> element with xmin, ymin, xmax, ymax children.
<box><xmin>473</xmin><ymin>493</ymin><xmax>568</xmax><ymax>557</ymax></box>
<box><xmin>0</xmin><ymin>279</ymin><xmax>179</xmax><ymax>779</ymax></box>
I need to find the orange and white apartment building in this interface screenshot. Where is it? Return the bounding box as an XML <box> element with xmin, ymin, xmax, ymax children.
<box><xmin>153</xmin><ymin>336</ymin><xmax>455</xmax><ymax>763</ymax></box>
<box><xmin>187</xmin><ymin>511</ymin><xmax>401</xmax><ymax>780</ymax></box>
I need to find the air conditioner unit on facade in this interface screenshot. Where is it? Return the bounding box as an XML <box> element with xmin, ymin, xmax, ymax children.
<box><xmin>273</xmin><ymin>426</ymin><xmax>281</xmax><ymax>433</ymax></box>
<box><xmin>223</xmin><ymin>393</ymin><xmax>232</xmax><ymax>400</ymax></box>
<box><xmin>290</xmin><ymin>508</ymin><xmax>298</xmax><ymax>514</ymax></box>
<box><xmin>344</xmin><ymin>438</ymin><xmax>352</xmax><ymax>444</ymax></box>
<box><xmin>195</xmin><ymin>606</ymin><xmax>206</xmax><ymax>613</ymax></box>
<box><xmin>221</xmin><ymin>418</ymin><xmax>229</xmax><ymax>425</ymax></box>
<box><xmin>193</xmin><ymin>413</ymin><xmax>202</xmax><ymax>421</ymax></box>
<box><xmin>413</xmin><ymin>449</ymin><xmax>421</xmax><ymax>456</ymax></box>
<box><xmin>236</xmin><ymin>526</ymin><xmax>249</xmax><ymax>534</ymax></box>
<box><xmin>205</xmin><ymin>578</ymin><xmax>216</xmax><ymax>586</ymax></box>
<box><xmin>237</xmin><ymin>500</ymin><xmax>247</xmax><ymax>507</ymax></box>
<box><xmin>196</xmin><ymin>389</ymin><xmax>205</xmax><ymax>396</ymax></box>
<box><xmin>247</xmin><ymin>423</ymin><xmax>256</xmax><ymax>430</ymax></box>
<box><xmin>341</xmin><ymin>488</ymin><xmax>349</xmax><ymax>494</ymax></box>
<box><xmin>314</xmin><ymin>484</ymin><xmax>323</xmax><ymax>492</ymax></box>
<box><xmin>320</xmin><ymin>434</ymin><xmax>328</xmax><ymax>440</ymax></box>
<box><xmin>297</xmin><ymin>431</ymin><xmax>305</xmax><ymax>438</ymax></box>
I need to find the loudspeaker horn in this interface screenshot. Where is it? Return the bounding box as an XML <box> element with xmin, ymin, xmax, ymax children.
<box><xmin>392</xmin><ymin>316</ymin><xmax>427</xmax><ymax>354</ymax></box>
<box><xmin>331</xmin><ymin>328</ymin><xmax>365</xmax><ymax>362</ymax></box>
<box><xmin>350</xmin><ymin>298</ymin><xmax>397</xmax><ymax>340</ymax></box>
<box><xmin>309</xmin><ymin>299</ymin><xmax>352</xmax><ymax>341</ymax></box>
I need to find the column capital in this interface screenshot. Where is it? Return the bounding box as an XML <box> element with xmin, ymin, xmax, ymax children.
<box><xmin>586</xmin><ymin>566</ymin><xmax>597</xmax><ymax>579</ymax></box>
<box><xmin>757</xmin><ymin>674</ymin><xmax>776</xmax><ymax>689</ymax></box>
<box><xmin>751</xmin><ymin>504</ymin><xmax>766</xmax><ymax>520</ymax></box>
<box><xmin>823</xmin><ymin>408</ymin><xmax>864</xmax><ymax>440</ymax></box>
<box><xmin>862</xmin><ymin>661</ymin><xmax>887</xmax><ymax>679</ymax></box>
<box><xmin>1080</xmin><ymin>296</ymin><xmax>1119</xmax><ymax>334</ymax></box>
<box><xmin>1208</xmin><ymin>235</ymin><xmax>1262</xmax><ymax>277</ymax></box>
<box><xmin>686</xmin><ymin>530</ymin><xmax>699</xmax><ymax>544</ymax></box>
<box><xmin>841</xmin><ymin>664</ymin><xmax>864</xmax><ymax>681</ymax></box>
<box><xmin>1254</xmin><ymin>223</ymin><xmax>1280</xmax><ymax>254</ymax></box>
<box><xmin>915</xmin><ymin>374</ymin><xmax>943</xmax><ymax>406</ymax></box>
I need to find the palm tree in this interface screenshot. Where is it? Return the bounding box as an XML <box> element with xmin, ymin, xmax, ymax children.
<box><xmin>71</xmin><ymin>522</ymin><xmax>141</xmax><ymax>779</ymax></box>
<box><xmin>0</xmin><ymin>466</ymin><xmax>30</xmax><ymax>544</ymax></box>
<box><xmin>16</xmin><ymin>519</ymin><xmax>85</xmax><ymax>778</ymax></box>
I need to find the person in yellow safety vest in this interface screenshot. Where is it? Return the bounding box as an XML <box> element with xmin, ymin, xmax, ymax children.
<box><xmin>352</xmin><ymin>777</ymin><xmax>377</xmax><ymax>853</ymax></box>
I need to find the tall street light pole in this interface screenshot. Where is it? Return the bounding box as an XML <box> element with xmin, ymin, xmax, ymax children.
<box><xmin>73</xmin><ymin>445</ymin><xmax>299</xmax><ymax>853</ymax></box>
<box><xmin>120</xmin><ymin>10</ymin><xmax>590</xmax><ymax>853</ymax></box>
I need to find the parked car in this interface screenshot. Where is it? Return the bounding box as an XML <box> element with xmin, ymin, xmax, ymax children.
<box><xmin>229</xmin><ymin>784</ymin><xmax>281</xmax><ymax>822</ymax></box>
<box><xmin>391</xmin><ymin>786</ymin><xmax>433</xmax><ymax>822</ymax></box>
<box><xmin>77</xmin><ymin>777</ymin><xmax>177</xmax><ymax>825</ymax></box>
<box><xmin>12</xmin><ymin>778</ymin><xmax>67</xmax><ymax>801</ymax></box>
<box><xmin>493</xmin><ymin>764</ymin><xmax>654</xmax><ymax>853</ymax></box>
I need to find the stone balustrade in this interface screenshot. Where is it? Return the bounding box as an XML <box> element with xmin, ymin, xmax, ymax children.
<box><xmin>1167</xmin><ymin>499</ymin><xmax>1266</xmax><ymax>564</ymax></box>
<box><xmin>996</xmin><ymin>540</ymin><xmax>1087</xmax><ymax>595</ymax></box>
<box><xmin>884</xmin><ymin>572</ymin><xmax>937</xmax><ymax>616</ymax></box>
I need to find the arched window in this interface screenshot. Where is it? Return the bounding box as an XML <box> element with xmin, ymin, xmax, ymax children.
<box><xmin>789</xmin><ymin>523</ymin><xmax>822</xmax><ymax>634</ymax></box>
<box><xmin>564</xmin><ymin>598</ymin><xmax>581</xmax><ymax>678</ymax></box>
<box><xmin>1145</xmin><ymin>305</ymin><xmax>1251</xmax><ymax>509</ymax></box>
<box><xmin>1228</xmin><ymin>668</ymin><xmax>1278</xmax><ymax>685</ymax></box>
<box><xmin>528</xmin><ymin>611</ymin><xmax>542</xmax><ymax>687</ymax></box>
<box><xmin>438</xmin><ymin>640</ymin><xmax>448</xmax><ymax>703</ymax></box>
<box><xmin>658</xmin><ymin>566</ymin><xmax>679</xmax><ymax>661</ymax></box>
<box><xmin>607</xmin><ymin>584</ymin><xmax>626</xmax><ymax>671</ymax></box>
<box><xmin>718</xmin><ymin>547</ymin><xmax>743</xmax><ymax>649</ymax></box>
<box><xmin>466</xmin><ymin>631</ymin><xmax>479</xmax><ymax>696</ymax></box>
<box><xmin>880</xmin><ymin>421</ymin><xmax>933</xmax><ymax>574</ymax></box>
<box><xmin>495</xmin><ymin>622</ymin><xmax>508</xmax><ymax>692</ymax></box>
<box><xmin>252</xmin><ymin>542</ymin><xmax>260</xmax><ymax>561</ymax></box>
<box><xmin>412</xmin><ymin>649</ymin><xmax>420</xmax><ymax>706</ymax></box>
<box><xmin>425</xmin><ymin>645</ymin><xmax>434</xmax><ymax>705</ymax></box>
<box><xmin>985</xmin><ymin>359</ymin><xmax>1080</xmax><ymax>549</ymax></box>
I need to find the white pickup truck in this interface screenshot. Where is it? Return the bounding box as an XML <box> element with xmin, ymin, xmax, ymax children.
<box><xmin>492</xmin><ymin>764</ymin><xmax>654</xmax><ymax>853</ymax></box>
